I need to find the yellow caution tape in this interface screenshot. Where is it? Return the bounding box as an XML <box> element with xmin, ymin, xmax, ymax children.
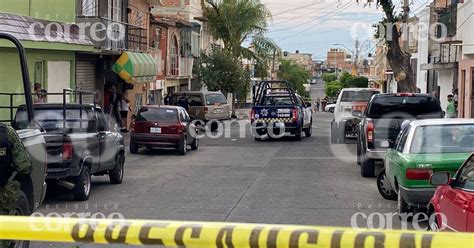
<box><xmin>0</xmin><ymin>216</ymin><xmax>474</xmax><ymax>247</ymax></box>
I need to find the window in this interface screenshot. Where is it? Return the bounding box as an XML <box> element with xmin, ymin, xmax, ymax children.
<box><xmin>97</xmin><ymin>109</ymin><xmax>109</xmax><ymax>132</ymax></box>
<box><xmin>81</xmin><ymin>0</ymin><xmax>97</xmax><ymax>16</ymax></box>
<box><xmin>341</xmin><ymin>90</ymin><xmax>378</xmax><ymax>102</ymax></box>
<box><xmin>170</xmin><ymin>36</ymin><xmax>179</xmax><ymax>76</ymax></box>
<box><xmin>454</xmin><ymin>156</ymin><xmax>474</xmax><ymax>191</ymax></box>
<box><xmin>188</xmin><ymin>95</ymin><xmax>203</xmax><ymax>106</ymax></box>
<box><xmin>396</xmin><ymin>126</ymin><xmax>410</xmax><ymax>153</ymax></box>
<box><xmin>410</xmin><ymin>124</ymin><xmax>474</xmax><ymax>154</ymax></box>
<box><xmin>206</xmin><ymin>94</ymin><xmax>227</xmax><ymax>105</ymax></box>
<box><xmin>137</xmin><ymin>108</ymin><xmax>178</xmax><ymax>122</ymax></box>
<box><xmin>108</xmin><ymin>0</ymin><xmax>122</xmax><ymax>21</ymax></box>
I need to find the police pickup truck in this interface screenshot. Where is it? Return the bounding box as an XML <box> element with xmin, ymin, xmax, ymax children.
<box><xmin>251</xmin><ymin>81</ymin><xmax>313</xmax><ymax>141</ymax></box>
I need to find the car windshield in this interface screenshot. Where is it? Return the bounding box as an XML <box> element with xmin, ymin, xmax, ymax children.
<box><xmin>15</xmin><ymin>108</ymin><xmax>94</xmax><ymax>130</ymax></box>
<box><xmin>206</xmin><ymin>94</ymin><xmax>227</xmax><ymax>105</ymax></box>
<box><xmin>367</xmin><ymin>95</ymin><xmax>442</xmax><ymax>118</ymax></box>
<box><xmin>136</xmin><ymin>108</ymin><xmax>177</xmax><ymax>122</ymax></box>
<box><xmin>410</xmin><ymin>124</ymin><xmax>474</xmax><ymax>154</ymax></box>
<box><xmin>341</xmin><ymin>90</ymin><xmax>378</xmax><ymax>102</ymax></box>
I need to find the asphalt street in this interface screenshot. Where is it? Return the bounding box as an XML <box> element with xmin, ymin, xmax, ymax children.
<box><xmin>32</xmin><ymin>82</ymin><xmax>404</xmax><ymax>247</ymax></box>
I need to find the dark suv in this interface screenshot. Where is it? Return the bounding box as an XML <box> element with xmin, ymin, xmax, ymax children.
<box><xmin>353</xmin><ymin>93</ymin><xmax>443</xmax><ymax>177</ymax></box>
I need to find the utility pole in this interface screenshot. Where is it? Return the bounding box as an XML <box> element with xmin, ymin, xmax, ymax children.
<box><xmin>402</xmin><ymin>0</ymin><xmax>410</xmax><ymax>50</ymax></box>
<box><xmin>354</xmin><ymin>38</ymin><xmax>360</xmax><ymax>76</ymax></box>
<box><xmin>271</xmin><ymin>50</ymin><xmax>276</xmax><ymax>80</ymax></box>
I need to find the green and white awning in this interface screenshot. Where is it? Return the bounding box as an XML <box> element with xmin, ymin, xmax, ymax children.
<box><xmin>112</xmin><ymin>52</ymin><xmax>158</xmax><ymax>83</ymax></box>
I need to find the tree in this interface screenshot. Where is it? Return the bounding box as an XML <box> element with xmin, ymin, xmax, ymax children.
<box><xmin>322</xmin><ymin>73</ymin><xmax>337</xmax><ymax>83</ymax></box>
<box><xmin>277</xmin><ymin>59</ymin><xmax>310</xmax><ymax>97</ymax></box>
<box><xmin>193</xmin><ymin>49</ymin><xmax>251</xmax><ymax>98</ymax></box>
<box><xmin>351</xmin><ymin>76</ymin><xmax>369</xmax><ymax>88</ymax></box>
<box><xmin>201</xmin><ymin>0</ymin><xmax>278</xmax><ymax>61</ymax></box>
<box><xmin>325</xmin><ymin>81</ymin><xmax>342</xmax><ymax>97</ymax></box>
<box><xmin>359</xmin><ymin>0</ymin><xmax>415</xmax><ymax>92</ymax></box>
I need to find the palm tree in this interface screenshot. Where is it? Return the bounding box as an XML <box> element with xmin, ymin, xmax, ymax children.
<box><xmin>201</xmin><ymin>0</ymin><xmax>280</xmax><ymax>116</ymax></box>
<box><xmin>201</xmin><ymin>0</ymin><xmax>279</xmax><ymax>61</ymax></box>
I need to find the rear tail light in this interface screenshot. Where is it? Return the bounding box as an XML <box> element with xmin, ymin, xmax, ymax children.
<box><xmin>366</xmin><ymin>120</ymin><xmax>374</xmax><ymax>143</ymax></box>
<box><xmin>292</xmin><ymin>108</ymin><xmax>299</xmax><ymax>122</ymax></box>
<box><xmin>171</xmin><ymin>124</ymin><xmax>185</xmax><ymax>134</ymax></box>
<box><xmin>62</xmin><ymin>142</ymin><xmax>73</xmax><ymax>161</ymax></box>
<box><xmin>406</xmin><ymin>169</ymin><xmax>433</xmax><ymax>180</ymax></box>
<box><xmin>204</xmin><ymin>107</ymin><xmax>209</xmax><ymax>114</ymax></box>
<box><xmin>130</xmin><ymin>120</ymin><xmax>135</xmax><ymax>133</ymax></box>
<box><xmin>250</xmin><ymin>109</ymin><xmax>256</xmax><ymax>122</ymax></box>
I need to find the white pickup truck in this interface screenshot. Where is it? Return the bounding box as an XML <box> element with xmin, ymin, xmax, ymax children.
<box><xmin>330</xmin><ymin>88</ymin><xmax>380</xmax><ymax>144</ymax></box>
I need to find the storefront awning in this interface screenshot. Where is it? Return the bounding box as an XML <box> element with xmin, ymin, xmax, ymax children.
<box><xmin>112</xmin><ymin>52</ymin><xmax>158</xmax><ymax>83</ymax></box>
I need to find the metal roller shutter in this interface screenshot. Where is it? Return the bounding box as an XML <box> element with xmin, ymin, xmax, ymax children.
<box><xmin>76</xmin><ymin>61</ymin><xmax>96</xmax><ymax>104</ymax></box>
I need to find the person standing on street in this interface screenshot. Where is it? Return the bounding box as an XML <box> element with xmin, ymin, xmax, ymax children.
<box><xmin>119</xmin><ymin>93</ymin><xmax>131</xmax><ymax>132</ymax></box>
<box><xmin>33</xmin><ymin>83</ymin><xmax>47</xmax><ymax>103</ymax></box>
<box><xmin>316</xmin><ymin>98</ymin><xmax>320</xmax><ymax>112</ymax></box>
<box><xmin>164</xmin><ymin>92</ymin><xmax>172</xmax><ymax>105</ymax></box>
<box><xmin>0</xmin><ymin>124</ymin><xmax>33</xmax><ymax>247</ymax></box>
<box><xmin>177</xmin><ymin>93</ymin><xmax>189</xmax><ymax>112</ymax></box>
<box><xmin>446</xmin><ymin>94</ymin><xmax>456</xmax><ymax>118</ymax></box>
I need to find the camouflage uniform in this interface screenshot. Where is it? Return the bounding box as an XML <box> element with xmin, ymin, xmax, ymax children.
<box><xmin>0</xmin><ymin>126</ymin><xmax>33</xmax><ymax>248</ymax></box>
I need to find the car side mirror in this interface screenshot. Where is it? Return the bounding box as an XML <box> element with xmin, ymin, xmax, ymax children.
<box><xmin>430</xmin><ymin>172</ymin><xmax>451</xmax><ymax>186</ymax></box>
<box><xmin>352</xmin><ymin>110</ymin><xmax>363</xmax><ymax>118</ymax></box>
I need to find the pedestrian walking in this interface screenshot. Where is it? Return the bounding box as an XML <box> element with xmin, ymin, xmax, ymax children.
<box><xmin>111</xmin><ymin>91</ymin><xmax>122</xmax><ymax>129</ymax></box>
<box><xmin>0</xmin><ymin>124</ymin><xmax>33</xmax><ymax>247</ymax></box>
<box><xmin>316</xmin><ymin>98</ymin><xmax>321</xmax><ymax>112</ymax></box>
<box><xmin>177</xmin><ymin>93</ymin><xmax>189</xmax><ymax>112</ymax></box>
<box><xmin>446</xmin><ymin>94</ymin><xmax>456</xmax><ymax>118</ymax></box>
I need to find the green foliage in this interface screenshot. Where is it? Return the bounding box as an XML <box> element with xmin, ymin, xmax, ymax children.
<box><xmin>325</xmin><ymin>81</ymin><xmax>342</xmax><ymax>98</ymax></box>
<box><xmin>351</xmin><ymin>76</ymin><xmax>369</xmax><ymax>88</ymax></box>
<box><xmin>193</xmin><ymin>49</ymin><xmax>250</xmax><ymax>96</ymax></box>
<box><xmin>339</xmin><ymin>71</ymin><xmax>353</xmax><ymax>88</ymax></box>
<box><xmin>337</xmin><ymin>71</ymin><xmax>369</xmax><ymax>88</ymax></box>
<box><xmin>277</xmin><ymin>59</ymin><xmax>310</xmax><ymax>96</ymax></box>
<box><xmin>322</xmin><ymin>73</ymin><xmax>337</xmax><ymax>83</ymax></box>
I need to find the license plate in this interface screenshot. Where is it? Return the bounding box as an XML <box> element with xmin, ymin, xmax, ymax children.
<box><xmin>380</xmin><ymin>141</ymin><xmax>390</xmax><ymax>148</ymax></box>
<box><xmin>275</xmin><ymin>122</ymin><xmax>285</xmax><ymax>128</ymax></box>
<box><xmin>150</xmin><ymin>127</ymin><xmax>161</xmax><ymax>134</ymax></box>
<box><xmin>213</xmin><ymin>109</ymin><xmax>224</xmax><ymax>114</ymax></box>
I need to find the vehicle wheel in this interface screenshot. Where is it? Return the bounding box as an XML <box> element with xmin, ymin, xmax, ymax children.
<box><xmin>377</xmin><ymin>168</ymin><xmax>397</xmax><ymax>201</ymax></box>
<box><xmin>398</xmin><ymin>188</ymin><xmax>412</xmax><ymax>221</ymax></box>
<box><xmin>109</xmin><ymin>153</ymin><xmax>125</xmax><ymax>184</ymax></box>
<box><xmin>428</xmin><ymin>210</ymin><xmax>440</xmax><ymax>231</ymax></box>
<box><xmin>294</xmin><ymin>128</ymin><xmax>302</xmax><ymax>141</ymax></box>
<box><xmin>190</xmin><ymin>137</ymin><xmax>199</xmax><ymax>150</ymax></box>
<box><xmin>130</xmin><ymin>142</ymin><xmax>138</xmax><ymax>154</ymax></box>
<box><xmin>177</xmin><ymin>137</ymin><xmax>187</xmax><ymax>155</ymax></box>
<box><xmin>10</xmin><ymin>192</ymin><xmax>30</xmax><ymax>248</ymax></box>
<box><xmin>72</xmin><ymin>167</ymin><xmax>91</xmax><ymax>201</ymax></box>
<box><xmin>210</xmin><ymin>122</ymin><xmax>219</xmax><ymax>132</ymax></box>
<box><xmin>304</xmin><ymin>121</ymin><xmax>312</xmax><ymax>137</ymax></box>
<box><xmin>330</xmin><ymin>121</ymin><xmax>338</xmax><ymax>144</ymax></box>
<box><xmin>361</xmin><ymin>153</ymin><xmax>375</xmax><ymax>177</ymax></box>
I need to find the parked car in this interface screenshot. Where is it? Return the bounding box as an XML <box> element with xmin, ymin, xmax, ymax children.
<box><xmin>380</xmin><ymin>119</ymin><xmax>474</xmax><ymax>218</ymax></box>
<box><xmin>428</xmin><ymin>153</ymin><xmax>474</xmax><ymax>232</ymax></box>
<box><xmin>325</xmin><ymin>103</ymin><xmax>336</xmax><ymax>113</ymax></box>
<box><xmin>14</xmin><ymin>103</ymin><xmax>126</xmax><ymax>201</ymax></box>
<box><xmin>251</xmin><ymin>81</ymin><xmax>313</xmax><ymax>141</ymax></box>
<box><xmin>130</xmin><ymin>106</ymin><xmax>199</xmax><ymax>155</ymax></box>
<box><xmin>354</xmin><ymin>93</ymin><xmax>443</xmax><ymax>177</ymax></box>
<box><xmin>171</xmin><ymin>91</ymin><xmax>230</xmax><ymax>131</ymax></box>
<box><xmin>330</xmin><ymin>88</ymin><xmax>380</xmax><ymax>144</ymax></box>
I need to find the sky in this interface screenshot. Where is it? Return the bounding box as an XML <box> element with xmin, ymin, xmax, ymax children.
<box><xmin>261</xmin><ymin>0</ymin><xmax>429</xmax><ymax>61</ymax></box>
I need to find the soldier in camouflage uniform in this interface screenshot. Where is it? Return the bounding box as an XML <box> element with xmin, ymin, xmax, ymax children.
<box><xmin>0</xmin><ymin>124</ymin><xmax>33</xmax><ymax>248</ymax></box>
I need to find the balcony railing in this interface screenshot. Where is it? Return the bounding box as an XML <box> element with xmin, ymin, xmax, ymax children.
<box><xmin>76</xmin><ymin>17</ymin><xmax>127</xmax><ymax>51</ymax></box>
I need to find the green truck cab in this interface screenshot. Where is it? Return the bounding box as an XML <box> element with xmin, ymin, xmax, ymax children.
<box><xmin>0</xmin><ymin>33</ymin><xmax>47</xmax><ymax>215</ymax></box>
<box><xmin>380</xmin><ymin>119</ymin><xmax>474</xmax><ymax>217</ymax></box>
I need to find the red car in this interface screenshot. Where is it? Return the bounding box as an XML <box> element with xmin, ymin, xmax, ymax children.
<box><xmin>428</xmin><ymin>153</ymin><xmax>474</xmax><ymax>232</ymax></box>
<box><xmin>130</xmin><ymin>106</ymin><xmax>199</xmax><ymax>155</ymax></box>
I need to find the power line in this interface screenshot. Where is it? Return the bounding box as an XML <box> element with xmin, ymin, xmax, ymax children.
<box><xmin>268</xmin><ymin>1</ymin><xmax>341</xmax><ymax>33</ymax></box>
<box><xmin>271</xmin><ymin>0</ymin><xmax>326</xmax><ymax>17</ymax></box>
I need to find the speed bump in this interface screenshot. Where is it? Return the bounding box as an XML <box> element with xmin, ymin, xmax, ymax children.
<box><xmin>0</xmin><ymin>216</ymin><xmax>473</xmax><ymax>247</ymax></box>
